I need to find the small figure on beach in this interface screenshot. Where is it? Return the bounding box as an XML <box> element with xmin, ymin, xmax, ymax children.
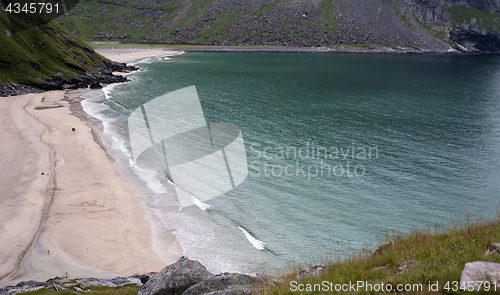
<box><xmin>47</xmin><ymin>250</ymin><xmax>50</xmax><ymax>256</ymax></box>
<box><xmin>41</xmin><ymin>172</ymin><xmax>44</xmax><ymax>175</ymax></box>
<box><xmin>72</xmin><ymin>128</ymin><xmax>75</xmax><ymax>132</ymax></box>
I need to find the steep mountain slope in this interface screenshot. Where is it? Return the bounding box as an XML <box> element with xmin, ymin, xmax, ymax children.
<box><xmin>57</xmin><ymin>0</ymin><xmax>500</xmax><ymax>53</ymax></box>
<box><xmin>0</xmin><ymin>2</ymin><xmax>132</xmax><ymax>95</ymax></box>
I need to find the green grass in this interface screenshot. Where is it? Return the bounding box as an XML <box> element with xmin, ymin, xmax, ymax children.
<box><xmin>163</xmin><ymin>0</ymin><xmax>216</xmax><ymax>42</ymax></box>
<box><xmin>450</xmin><ymin>5</ymin><xmax>500</xmax><ymax>33</ymax></box>
<box><xmin>320</xmin><ymin>0</ymin><xmax>336</xmax><ymax>27</ymax></box>
<box><xmin>256</xmin><ymin>1</ymin><xmax>280</xmax><ymax>16</ymax></box>
<box><xmin>261</xmin><ymin>215</ymin><xmax>500</xmax><ymax>295</ymax></box>
<box><xmin>194</xmin><ymin>10</ymin><xmax>240</xmax><ymax>43</ymax></box>
<box><xmin>412</xmin><ymin>18</ymin><xmax>454</xmax><ymax>47</ymax></box>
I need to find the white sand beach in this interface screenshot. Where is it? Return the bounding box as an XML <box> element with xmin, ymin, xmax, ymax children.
<box><xmin>0</xmin><ymin>49</ymin><xmax>184</xmax><ymax>286</ymax></box>
<box><xmin>95</xmin><ymin>48</ymin><xmax>183</xmax><ymax>63</ymax></box>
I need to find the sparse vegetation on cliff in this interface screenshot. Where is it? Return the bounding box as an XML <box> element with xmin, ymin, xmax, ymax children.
<box><xmin>0</xmin><ymin>2</ymin><xmax>134</xmax><ymax>95</ymax></box>
<box><xmin>262</xmin><ymin>214</ymin><xmax>500</xmax><ymax>294</ymax></box>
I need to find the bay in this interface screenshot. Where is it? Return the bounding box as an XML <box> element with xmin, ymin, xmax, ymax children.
<box><xmin>82</xmin><ymin>52</ymin><xmax>500</xmax><ymax>274</ymax></box>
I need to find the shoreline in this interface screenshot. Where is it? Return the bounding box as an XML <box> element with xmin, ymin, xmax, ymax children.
<box><xmin>0</xmin><ymin>48</ymin><xmax>185</xmax><ymax>287</ymax></box>
<box><xmin>89</xmin><ymin>43</ymin><xmax>496</xmax><ymax>55</ymax></box>
<box><xmin>95</xmin><ymin>48</ymin><xmax>184</xmax><ymax>63</ymax></box>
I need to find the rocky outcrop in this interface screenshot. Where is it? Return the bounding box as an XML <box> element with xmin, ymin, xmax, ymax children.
<box><xmin>294</xmin><ymin>265</ymin><xmax>332</xmax><ymax>281</ymax></box>
<box><xmin>393</xmin><ymin>260</ymin><xmax>419</xmax><ymax>274</ymax></box>
<box><xmin>0</xmin><ymin>61</ymin><xmax>136</xmax><ymax>97</ymax></box>
<box><xmin>183</xmin><ymin>273</ymin><xmax>268</xmax><ymax>295</ymax></box>
<box><xmin>0</xmin><ymin>276</ymin><xmax>146</xmax><ymax>295</ymax></box>
<box><xmin>485</xmin><ymin>242</ymin><xmax>500</xmax><ymax>256</ymax></box>
<box><xmin>460</xmin><ymin>261</ymin><xmax>500</xmax><ymax>288</ymax></box>
<box><xmin>399</xmin><ymin>0</ymin><xmax>500</xmax><ymax>52</ymax></box>
<box><xmin>136</xmin><ymin>257</ymin><xmax>282</xmax><ymax>295</ymax></box>
<box><xmin>137</xmin><ymin>257</ymin><xmax>214</xmax><ymax>295</ymax></box>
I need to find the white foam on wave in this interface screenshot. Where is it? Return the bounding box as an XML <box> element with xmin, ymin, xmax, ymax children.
<box><xmin>80</xmin><ymin>87</ymin><xmax>171</xmax><ymax>198</ymax></box>
<box><xmin>102</xmin><ymin>82</ymin><xmax>126</xmax><ymax>100</ymax></box>
<box><xmin>190</xmin><ymin>196</ymin><xmax>212</xmax><ymax>211</ymax></box>
<box><xmin>129</xmin><ymin>159</ymin><xmax>167</xmax><ymax>194</ymax></box>
<box><xmin>238</xmin><ymin>226</ymin><xmax>265</xmax><ymax>250</ymax></box>
<box><xmin>80</xmin><ymin>98</ymin><xmax>116</xmax><ymax>137</ymax></box>
<box><xmin>162</xmin><ymin>178</ymin><xmax>212</xmax><ymax>211</ymax></box>
<box><xmin>138</xmin><ymin>57</ymin><xmax>152</xmax><ymax>64</ymax></box>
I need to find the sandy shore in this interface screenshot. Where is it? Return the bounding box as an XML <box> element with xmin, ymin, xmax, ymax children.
<box><xmin>0</xmin><ymin>86</ymin><xmax>183</xmax><ymax>285</ymax></box>
<box><xmin>0</xmin><ymin>93</ymin><xmax>50</xmax><ymax>284</ymax></box>
<box><xmin>95</xmin><ymin>48</ymin><xmax>183</xmax><ymax>63</ymax></box>
<box><xmin>0</xmin><ymin>49</ymin><xmax>185</xmax><ymax>286</ymax></box>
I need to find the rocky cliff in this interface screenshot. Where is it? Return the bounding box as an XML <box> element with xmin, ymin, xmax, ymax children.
<box><xmin>0</xmin><ymin>1</ymin><xmax>135</xmax><ymax>96</ymax></box>
<box><xmin>57</xmin><ymin>0</ymin><xmax>500</xmax><ymax>53</ymax></box>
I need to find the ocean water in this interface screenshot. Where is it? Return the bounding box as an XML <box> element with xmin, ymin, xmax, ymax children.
<box><xmin>80</xmin><ymin>52</ymin><xmax>500</xmax><ymax>274</ymax></box>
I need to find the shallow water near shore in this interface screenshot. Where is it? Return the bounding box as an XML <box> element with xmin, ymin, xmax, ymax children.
<box><xmin>81</xmin><ymin>52</ymin><xmax>500</xmax><ymax>274</ymax></box>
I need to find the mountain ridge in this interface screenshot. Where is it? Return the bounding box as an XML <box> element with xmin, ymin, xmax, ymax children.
<box><xmin>57</xmin><ymin>0</ymin><xmax>500</xmax><ymax>53</ymax></box>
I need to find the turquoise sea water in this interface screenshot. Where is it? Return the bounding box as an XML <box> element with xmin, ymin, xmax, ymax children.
<box><xmin>81</xmin><ymin>52</ymin><xmax>500</xmax><ymax>274</ymax></box>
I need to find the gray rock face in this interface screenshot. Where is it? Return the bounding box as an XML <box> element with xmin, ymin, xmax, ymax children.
<box><xmin>137</xmin><ymin>256</ymin><xmax>214</xmax><ymax>295</ymax></box>
<box><xmin>485</xmin><ymin>243</ymin><xmax>500</xmax><ymax>256</ymax></box>
<box><xmin>460</xmin><ymin>262</ymin><xmax>500</xmax><ymax>288</ymax></box>
<box><xmin>183</xmin><ymin>273</ymin><xmax>265</xmax><ymax>295</ymax></box>
<box><xmin>0</xmin><ymin>276</ymin><xmax>143</xmax><ymax>295</ymax></box>
<box><xmin>76</xmin><ymin>277</ymin><xmax>141</xmax><ymax>288</ymax></box>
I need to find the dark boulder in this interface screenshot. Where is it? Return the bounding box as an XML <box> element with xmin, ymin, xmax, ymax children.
<box><xmin>133</xmin><ymin>274</ymin><xmax>151</xmax><ymax>284</ymax></box>
<box><xmin>89</xmin><ymin>82</ymin><xmax>102</xmax><ymax>89</ymax></box>
<box><xmin>41</xmin><ymin>80</ymin><xmax>64</xmax><ymax>90</ymax></box>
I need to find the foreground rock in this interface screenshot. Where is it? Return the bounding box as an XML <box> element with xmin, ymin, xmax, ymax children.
<box><xmin>294</xmin><ymin>265</ymin><xmax>331</xmax><ymax>281</ymax></box>
<box><xmin>460</xmin><ymin>261</ymin><xmax>500</xmax><ymax>289</ymax></box>
<box><xmin>0</xmin><ymin>276</ymin><xmax>145</xmax><ymax>295</ymax></box>
<box><xmin>393</xmin><ymin>260</ymin><xmax>419</xmax><ymax>274</ymax></box>
<box><xmin>183</xmin><ymin>273</ymin><xmax>268</xmax><ymax>295</ymax></box>
<box><xmin>137</xmin><ymin>257</ymin><xmax>214</xmax><ymax>295</ymax></box>
<box><xmin>137</xmin><ymin>257</ymin><xmax>282</xmax><ymax>295</ymax></box>
<box><xmin>485</xmin><ymin>243</ymin><xmax>500</xmax><ymax>256</ymax></box>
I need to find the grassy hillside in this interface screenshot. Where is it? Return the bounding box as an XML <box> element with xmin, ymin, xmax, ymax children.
<box><xmin>262</xmin><ymin>217</ymin><xmax>500</xmax><ymax>295</ymax></box>
<box><xmin>0</xmin><ymin>2</ymin><xmax>115</xmax><ymax>88</ymax></box>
